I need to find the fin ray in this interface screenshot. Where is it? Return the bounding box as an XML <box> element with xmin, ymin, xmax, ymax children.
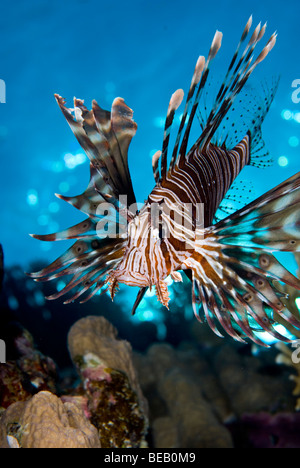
<box><xmin>185</xmin><ymin>172</ymin><xmax>300</xmax><ymax>343</ymax></box>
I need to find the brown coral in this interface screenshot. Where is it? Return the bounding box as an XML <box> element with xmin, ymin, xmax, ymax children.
<box><xmin>0</xmin><ymin>391</ymin><xmax>100</xmax><ymax>448</ymax></box>
<box><xmin>68</xmin><ymin>315</ymin><xmax>145</xmax><ymax>406</ymax></box>
<box><xmin>133</xmin><ymin>338</ymin><xmax>297</xmax><ymax>448</ymax></box>
<box><xmin>133</xmin><ymin>342</ymin><xmax>234</xmax><ymax>448</ymax></box>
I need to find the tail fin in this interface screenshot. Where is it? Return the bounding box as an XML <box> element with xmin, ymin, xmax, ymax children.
<box><xmin>185</xmin><ymin>172</ymin><xmax>300</xmax><ymax>346</ymax></box>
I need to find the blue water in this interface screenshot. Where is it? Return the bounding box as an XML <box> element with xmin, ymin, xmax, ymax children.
<box><xmin>0</xmin><ymin>0</ymin><xmax>299</xmax><ymax>268</ymax></box>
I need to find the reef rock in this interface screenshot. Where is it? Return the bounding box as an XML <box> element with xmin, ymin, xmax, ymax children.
<box><xmin>67</xmin><ymin>315</ymin><xmax>148</xmax><ymax>448</ymax></box>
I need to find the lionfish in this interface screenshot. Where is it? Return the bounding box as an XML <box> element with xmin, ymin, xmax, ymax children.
<box><xmin>29</xmin><ymin>17</ymin><xmax>300</xmax><ymax>346</ymax></box>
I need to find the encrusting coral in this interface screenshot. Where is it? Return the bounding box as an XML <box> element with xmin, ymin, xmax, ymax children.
<box><xmin>67</xmin><ymin>315</ymin><xmax>148</xmax><ymax>448</ymax></box>
<box><xmin>67</xmin><ymin>315</ymin><xmax>147</xmax><ymax>413</ymax></box>
<box><xmin>0</xmin><ymin>314</ymin><xmax>298</xmax><ymax>447</ymax></box>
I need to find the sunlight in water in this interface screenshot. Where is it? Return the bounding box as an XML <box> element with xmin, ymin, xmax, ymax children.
<box><xmin>255</xmin><ymin>324</ymin><xmax>296</xmax><ymax>345</ymax></box>
<box><xmin>277</xmin><ymin>156</ymin><xmax>289</xmax><ymax>167</ymax></box>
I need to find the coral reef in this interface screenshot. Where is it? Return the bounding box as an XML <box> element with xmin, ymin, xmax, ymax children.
<box><xmin>67</xmin><ymin>316</ymin><xmax>148</xmax><ymax>448</ymax></box>
<box><xmin>0</xmin><ymin>312</ymin><xmax>298</xmax><ymax>448</ymax></box>
<box><xmin>1</xmin><ymin>242</ymin><xmax>299</xmax><ymax>449</ymax></box>
<box><xmin>211</xmin><ymin>343</ymin><xmax>294</xmax><ymax>415</ymax></box>
<box><xmin>133</xmin><ymin>342</ymin><xmax>233</xmax><ymax>448</ymax></box>
<box><xmin>0</xmin><ymin>391</ymin><xmax>100</xmax><ymax>448</ymax></box>
<box><xmin>133</xmin><ymin>336</ymin><xmax>296</xmax><ymax>448</ymax></box>
<box><xmin>0</xmin><ymin>316</ymin><xmax>149</xmax><ymax>448</ymax></box>
<box><xmin>0</xmin><ymin>325</ymin><xmax>57</xmax><ymax>409</ymax></box>
<box><xmin>275</xmin><ymin>342</ymin><xmax>300</xmax><ymax>410</ymax></box>
<box><xmin>67</xmin><ymin>315</ymin><xmax>146</xmax><ymax>411</ymax></box>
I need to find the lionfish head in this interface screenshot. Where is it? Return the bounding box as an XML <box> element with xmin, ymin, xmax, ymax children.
<box><xmin>106</xmin><ymin>201</ymin><xmax>184</xmax><ymax>308</ymax></box>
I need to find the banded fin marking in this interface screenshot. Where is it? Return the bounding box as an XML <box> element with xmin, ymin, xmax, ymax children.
<box><xmin>169</xmin><ymin>56</ymin><xmax>206</xmax><ymax>172</ymax></box>
<box><xmin>194</xmin><ymin>25</ymin><xmax>276</xmax><ymax>152</ymax></box>
<box><xmin>55</xmin><ymin>94</ymin><xmax>137</xmax><ymax>206</ymax></box>
<box><xmin>160</xmin><ymin>89</ymin><xmax>184</xmax><ymax>180</ymax></box>
<box><xmin>178</xmin><ymin>31</ymin><xmax>223</xmax><ymax>159</ymax></box>
<box><xmin>157</xmin><ymin>16</ymin><xmax>276</xmax><ymax>181</ymax></box>
<box><xmin>152</xmin><ymin>150</ymin><xmax>162</xmax><ymax>183</ymax></box>
<box><xmin>185</xmin><ymin>172</ymin><xmax>300</xmax><ymax>345</ymax></box>
<box><xmin>28</xmin><ymin>92</ymin><xmax>138</xmax><ymax>301</ymax></box>
<box><xmin>155</xmin><ymin>28</ymin><xmax>223</xmax><ymax>181</ymax></box>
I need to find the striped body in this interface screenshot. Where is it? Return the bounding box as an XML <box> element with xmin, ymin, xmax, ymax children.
<box><xmin>29</xmin><ymin>17</ymin><xmax>300</xmax><ymax>345</ymax></box>
<box><xmin>114</xmin><ymin>136</ymin><xmax>250</xmax><ymax>290</ymax></box>
<box><xmin>169</xmin><ymin>135</ymin><xmax>250</xmax><ymax>226</ymax></box>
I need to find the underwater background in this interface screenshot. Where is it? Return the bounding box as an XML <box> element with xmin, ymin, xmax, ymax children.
<box><xmin>1</xmin><ymin>0</ymin><xmax>300</xmax><ymax>449</ymax></box>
